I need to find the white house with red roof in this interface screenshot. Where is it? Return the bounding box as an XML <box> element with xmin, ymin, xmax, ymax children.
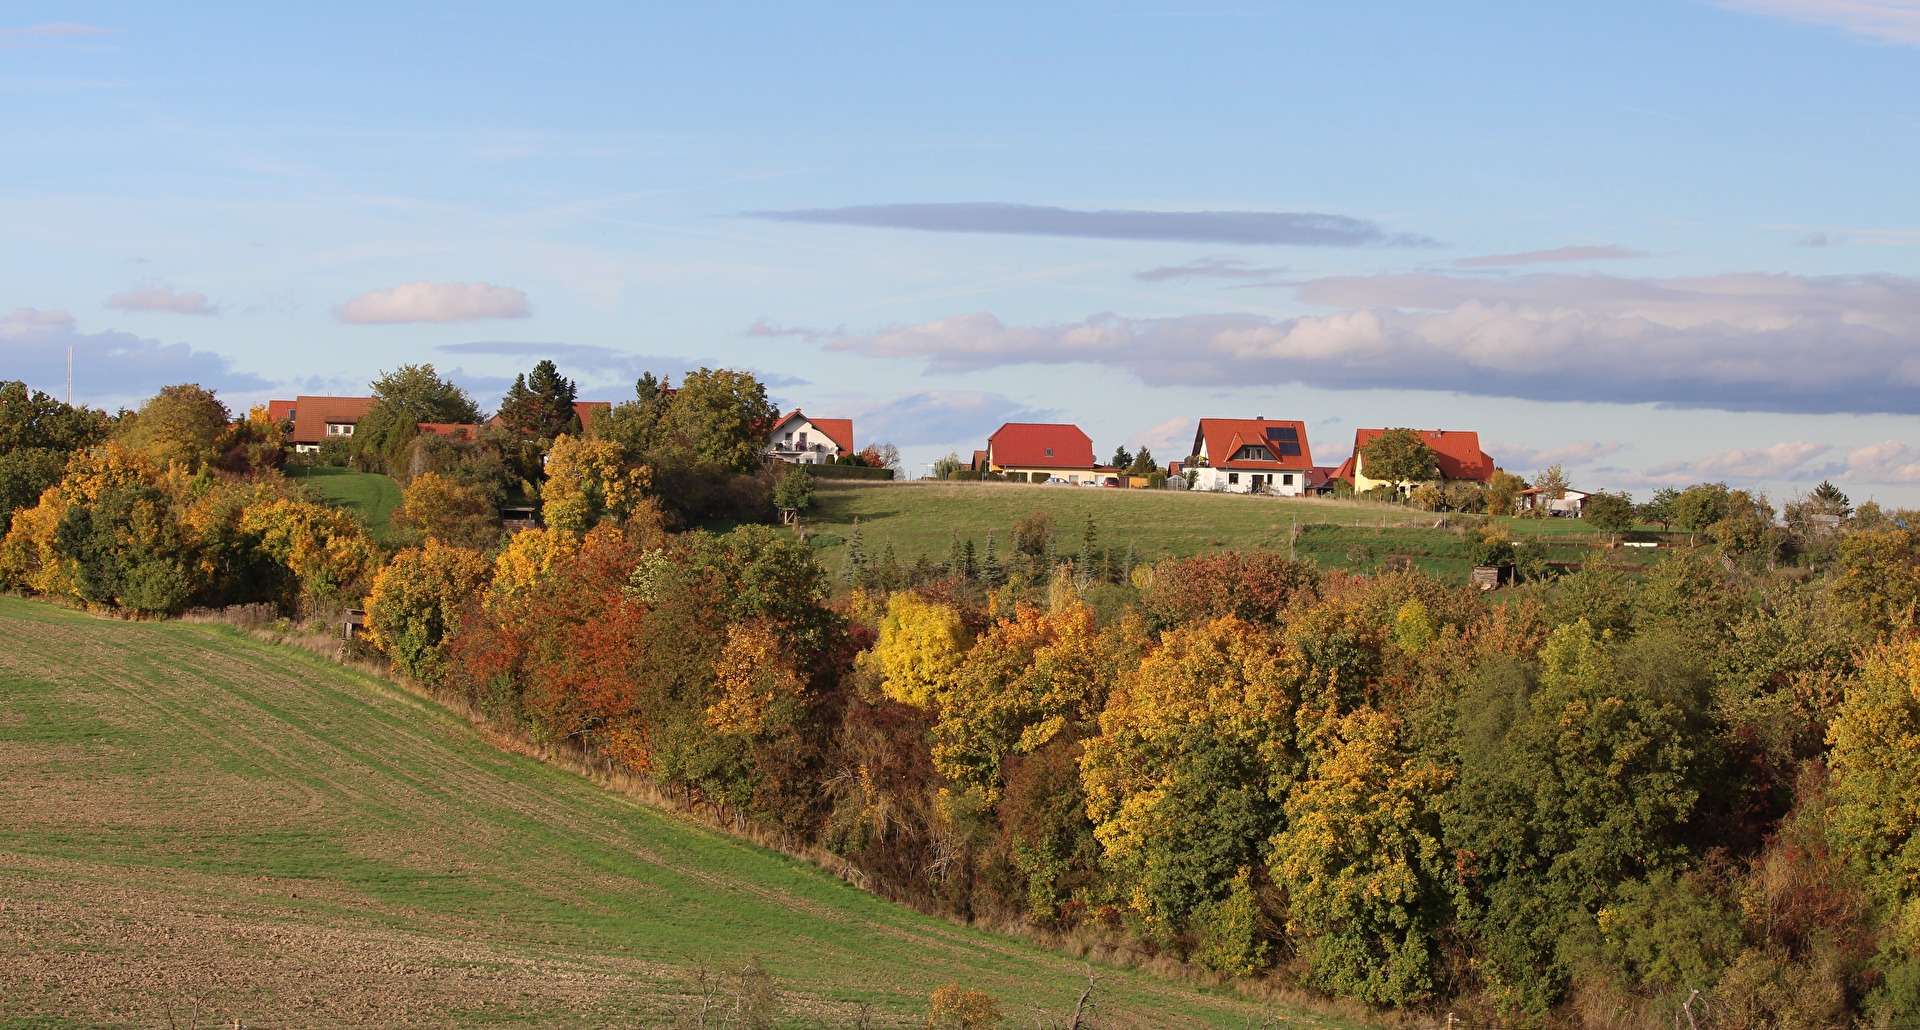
<box><xmin>983</xmin><ymin>422</ymin><xmax>1100</xmax><ymax>483</ymax></box>
<box><xmin>767</xmin><ymin>410</ymin><xmax>854</xmax><ymax>464</ymax></box>
<box><xmin>1332</xmin><ymin>428</ymin><xmax>1495</xmax><ymax>493</ymax></box>
<box><xmin>1185</xmin><ymin>417</ymin><xmax>1316</xmax><ymax>495</ymax></box>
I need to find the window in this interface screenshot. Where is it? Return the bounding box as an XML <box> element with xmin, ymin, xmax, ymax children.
<box><xmin>1283</xmin><ymin>474</ymin><xmax>1294</xmax><ymax>485</ymax></box>
<box><xmin>1228</xmin><ymin>472</ymin><xmax>1239</xmax><ymax>485</ymax></box>
<box><xmin>1045</xmin><ymin>447</ymin><xmax>1053</xmax><ymax>457</ymax></box>
<box><xmin>327</xmin><ymin>423</ymin><xmax>353</xmax><ymax>437</ymax></box>
<box><xmin>783</xmin><ymin>432</ymin><xmax>793</xmax><ymax>443</ymax></box>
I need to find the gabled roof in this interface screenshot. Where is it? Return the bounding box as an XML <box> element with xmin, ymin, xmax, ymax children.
<box><xmin>574</xmin><ymin>401</ymin><xmax>611</xmax><ymax>430</ymax></box>
<box><xmin>290</xmin><ymin>396</ymin><xmax>376</xmax><ymax>445</ymax></box>
<box><xmin>1192</xmin><ymin>418</ymin><xmax>1314</xmax><ymax>471</ymax></box>
<box><xmin>266</xmin><ymin>399</ymin><xmax>296</xmax><ymax>423</ymax></box>
<box><xmin>770</xmin><ymin>409</ymin><xmax>855</xmax><ymax>453</ymax></box>
<box><xmin>1346</xmin><ymin>428</ymin><xmax>1495</xmax><ymax>483</ymax></box>
<box><xmin>987</xmin><ymin>422</ymin><xmax>1094</xmax><ymax>470</ymax></box>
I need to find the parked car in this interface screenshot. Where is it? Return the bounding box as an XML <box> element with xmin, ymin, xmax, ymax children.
<box><xmin>1044</xmin><ymin>476</ymin><xmax>1070</xmax><ymax>485</ymax></box>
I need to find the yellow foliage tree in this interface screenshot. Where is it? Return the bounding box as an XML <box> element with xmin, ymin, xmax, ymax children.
<box><xmin>540</xmin><ymin>433</ymin><xmax>650</xmax><ymax>534</ymax></box>
<box><xmin>392</xmin><ymin>470</ymin><xmax>500</xmax><ymax>550</ymax></box>
<box><xmin>238</xmin><ymin>498</ymin><xmax>378</xmax><ymax>615</ymax></box>
<box><xmin>925</xmin><ymin>982</ymin><xmax>1002</xmax><ymax>1029</ymax></box>
<box><xmin>707</xmin><ymin>621</ymin><xmax>807</xmax><ymax>736</ymax></box>
<box><xmin>485</xmin><ymin>527</ymin><xmax>579</xmax><ymax>615</ymax></box>
<box><xmin>365</xmin><ymin>538</ymin><xmax>492</xmax><ymax>683</ymax></box>
<box><xmin>865</xmin><ymin>592</ymin><xmax>970</xmax><ymax>707</ymax></box>
<box><xmin>0</xmin><ymin>442</ymin><xmax>155</xmax><ymax>597</ymax></box>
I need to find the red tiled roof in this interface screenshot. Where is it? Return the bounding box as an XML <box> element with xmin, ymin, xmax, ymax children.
<box><xmin>417</xmin><ymin>422</ymin><xmax>481</xmax><ymax>440</ymax></box>
<box><xmin>1191</xmin><ymin>418</ymin><xmax>1314</xmax><ymax>471</ymax></box>
<box><xmin>971</xmin><ymin>449</ymin><xmax>989</xmax><ymax>471</ymax></box>
<box><xmin>290</xmin><ymin>396</ymin><xmax>376</xmax><ymax>445</ymax></box>
<box><xmin>987</xmin><ymin>422</ymin><xmax>1094</xmax><ymax>470</ymax></box>
<box><xmin>1347</xmin><ymin>428</ymin><xmax>1494</xmax><ymax>483</ymax></box>
<box><xmin>266</xmin><ymin>399</ymin><xmax>296</xmax><ymax>423</ymax></box>
<box><xmin>574</xmin><ymin>401</ymin><xmax>611</xmax><ymax>430</ymax></box>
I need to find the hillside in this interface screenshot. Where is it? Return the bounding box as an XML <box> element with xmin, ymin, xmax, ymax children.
<box><xmin>289</xmin><ymin>464</ymin><xmax>404</xmax><ymax>543</ymax></box>
<box><xmin>800</xmin><ymin>480</ymin><xmax>1656</xmax><ymax>582</ymax></box>
<box><xmin>0</xmin><ymin>597</ymin><xmax>1351</xmax><ymax>1028</ymax></box>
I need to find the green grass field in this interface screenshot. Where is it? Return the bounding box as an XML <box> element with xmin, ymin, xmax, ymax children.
<box><xmin>0</xmin><ymin>597</ymin><xmax>1358</xmax><ymax>1028</ymax></box>
<box><xmin>799</xmin><ymin>480</ymin><xmax>1662</xmax><ymax>583</ymax></box>
<box><xmin>288</xmin><ymin>464</ymin><xmax>404</xmax><ymax>543</ymax></box>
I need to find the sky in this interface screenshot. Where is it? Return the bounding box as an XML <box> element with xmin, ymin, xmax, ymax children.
<box><xmin>5</xmin><ymin>1</ymin><xmax>1920</xmax><ymax>502</ymax></box>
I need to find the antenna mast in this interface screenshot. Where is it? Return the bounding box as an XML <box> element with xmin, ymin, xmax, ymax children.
<box><xmin>66</xmin><ymin>347</ymin><xmax>73</xmax><ymax>405</ymax></box>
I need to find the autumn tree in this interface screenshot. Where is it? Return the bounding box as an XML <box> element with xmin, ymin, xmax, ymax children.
<box><xmin>1359</xmin><ymin>428</ymin><xmax>1439</xmax><ymax>486</ymax></box>
<box><xmin>540</xmin><ymin>434</ymin><xmax>651</xmax><ymax>533</ymax></box>
<box><xmin>392</xmin><ymin>470</ymin><xmax>501</xmax><ymax>550</ymax></box>
<box><xmin>867</xmin><ymin>592</ymin><xmax>970</xmax><ymax>707</ymax></box>
<box><xmin>1269</xmin><ymin>709</ymin><xmax>1451</xmax><ymax>1005</ymax></box>
<box><xmin>353</xmin><ymin>364</ymin><xmax>482</xmax><ymax>473</ymax></box>
<box><xmin>117</xmin><ymin>383</ymin><xmax>230</xmax><ymax>471</ymax></box>
<box><xmin>664</xmin><ymin>367</ymin><xmax>778</xmax><ymax>474</ymax></box>
<box><xmin>1582</xmin><ymin>490</ymin><xmax>1635</xmax><ymax>541</ymax></box>
<box><xmin>1081</xmin><ymin>616</ymin><xmax>1306</xmax><ymax>958</ymax></box>
<box><xmin>773</xmin><ymin>465</ymin><xmax>814</xmax><ymax>519</ymax></box>
<box><xmin>0</xmin><ymin>381</ymin><xmax>108</xmax><ymax>532</ymax></box>
<box><xmin>238</xmin><ymin>497</ymin><xmax>379</xmax><ymax>615</ymax></box>
<box><xmin>365</xmin><ymin>538</ymin><xmax>492</xmax><ymax>683</ymax></box>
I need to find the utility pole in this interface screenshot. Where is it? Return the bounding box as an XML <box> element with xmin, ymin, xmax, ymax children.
<box><xmin>66</xmin><ymin>347</ymin><xmax>72</xmax><ymax>404</ymax></box>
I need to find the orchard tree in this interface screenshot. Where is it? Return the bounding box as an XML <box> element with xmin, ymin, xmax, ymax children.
<box><xmin>1582</xmin><ymin>490</ymin><xmax>1636</xmax><ymax>542</ymax></box>
<box><xmin>1483</xmin><ymin>469</ymin><xmax>1527</xmax><ymax>516</ymax></box>
<box><xmin>1638</xmin><ymin>486</ymin><xmax>1681</xmax><ymax>532</ymax></box>
<box><xmin>772</xmin><ymin>465</ymin><xmax>814</xmax><ymax>520</ymax></box>
<box><xmin>1532</xmin><ymin>463</ymin><xmax>1572</xmax><ymax>504</ymax></box>
<box><xmin>1359</xmin><ymin>429</ymin><xmax>1439</xmax><ymax>487</ymax></box>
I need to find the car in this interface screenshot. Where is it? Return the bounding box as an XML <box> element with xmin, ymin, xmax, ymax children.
<box><xmin>1044</xmin><ymin>476</ymin><xmax>1070</xmax><ymax>485</ymax></box>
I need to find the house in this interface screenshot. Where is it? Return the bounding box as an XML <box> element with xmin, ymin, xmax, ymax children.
<box><xmin>767</xmin><ymin>410</ymin><xmax>854</xmax><ymax>464</ymax></box>
<box><xmin>1519</xmin><ymin>487</ymin><xmax>1592</xmax><ymax>516</ymax></box>
<box><xmin>272</xmin><ymin>395</ymin><xmax>376</xmax><ymax>452</ymax></box>
<box><xmin>1304</xmin><ymin>466</ymin><xmax>1342</xmax><ymax>496</ymax></box>
<box><xmin>1184</xmin><ymin>417</ymin><xmax>1316</xmax><ymax>496</ymax></box>
<box><xmin>1332</xmin><ymin>428</ymin><xmax>1495</xmax><ymax>494</ymax></box>
<box><xmin>982</xmin><ymin>422</ymin><xmax>1099</xmax><ymax>483</ymax></box>
<box><xmin>573</xmin><ymin>401</ymin><xmax>611</xmax><ymax>434</ymax></box>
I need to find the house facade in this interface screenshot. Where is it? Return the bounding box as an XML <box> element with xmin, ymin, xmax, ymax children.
<box><xmin>1519</xmin><ymin>487</ymin><xmax>1591</xmax><ymax>516</ymax></box>
<box><xmin>767</xmin><ymin>410</ymin><xmax>854</xmax><ymax>464</ymax></box>
<box><xmin>272</xmin><ymin>395</ymin><xmax>377</xmax><ymax>452</ymax></box>
<box><xmin>1333</xmin><ymin>428</ymin><xmax>1495</xmax><ymax>493</ymax></box>
<box><xmin>1185</xmin><ymin>418</ymin><xmax>1316</xmax><ymax>496</ymax></box>
<box><xmin>983</xmin><ymin>422</ymin><xmax>1099</xmax><ymax>483</ymax></box>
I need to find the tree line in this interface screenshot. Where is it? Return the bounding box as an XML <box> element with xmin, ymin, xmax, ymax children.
<box><xmin>7</xmin><ymin>372</ymin><xmax>1920</xmax><ymax>1026</ymax></box>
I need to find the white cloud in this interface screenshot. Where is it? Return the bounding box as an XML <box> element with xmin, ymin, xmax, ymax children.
<box><xmin>1486</xmin><ymin>440</ymin><xmax>1625</xmax><ymax>473</ymax></box>
<box><xmin>0</xmin><ymin>308</ymin><xmax>269</xmax><ymax>406</ymax></box>
<box><xmin>1840</xmin><ymin>440</ymin><xmax>1920</xmax><ymax>483</ymax></box>
<box><xmin>1721</xmin><ymin>0</ymin><xmax>1920</xmax><ymax>47</ymax></box>
<box><xmin>335</xmin><ymin>281</ymin><xmax>530</xmax><ymax>324</ymax></box>
<box><xmin>105</xmin><ymin>285</ymin><xmax>217</xmax><ymax>316</ymax></box>
<box><xmin>1642</xmin><ymin>441</ymin><xmax>1834</xmax><ymax>483</ymax></box>
<box><xmin>827</xmin><ymin>271</ymin><xmax>1920</xmax><ymax>414</ymax></box>
<box><xmin>1127</xmin><ymin>416</ymin><xmax>1193</xmax><ymax>457</ymax></box>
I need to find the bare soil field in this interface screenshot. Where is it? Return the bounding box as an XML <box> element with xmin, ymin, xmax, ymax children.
<box><xmin>0</xmin><ymin>597</ymin><xmax>1354</xmax><ymax>1028</ymax></box>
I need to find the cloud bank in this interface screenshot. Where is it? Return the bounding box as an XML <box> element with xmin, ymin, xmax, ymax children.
<box><xmin>105</xmin><ymin>285</ymin><xmax>218</xmax><ymax>316</ymax></box>
<box><xmin>1454</xmin><ymin>244</ymin><xmax>1649</xmax><ymax>267</ymax></box>
<box><xmin>1</xmin><ymin>308</ymin><xmax>270</xmax><ymax>405</ymax></box>
<box><xmin>1721</xmin><ymin>0</ymin><xmax>1920</xmax><ymax>47</ymax></box>
<box><xmin>1487</xmin><ymin>440</ymin><xmax>1626</xmax><ymax>473</ymax></box>
<box><xmin>745</xmin><ymin>202</ymin><xmax>1437</xmax><ymax>248</ymax></box>
<box><xmin>828</xmin><ymin>271</ymin><xmax>1920</xmax><ymax>415</ymax></box>
<box><xmin>336</xmin><ymin>281</ymin><xmax>530</xmax><ymax>324</ymax></box>
<box><xmin>855</xmin><ymin>390</ymin><xmax>1057</xmax><ymax>448</ymax></box>
<box><xmin>1637</xmin><ymin>439</ymin><xmax>1920</xmax><ymax>488</ymax></box>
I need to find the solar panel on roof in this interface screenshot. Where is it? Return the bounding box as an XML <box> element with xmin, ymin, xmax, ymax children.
<box><xmin>1277</xmin><ymin>442</ymin><xmax>1302</xmax><ymax>456</ymax></box>
<box><xmin>1265</xmin><ymin>426</ymin><xmax>1298</xmax><ymax>442</ymax></box>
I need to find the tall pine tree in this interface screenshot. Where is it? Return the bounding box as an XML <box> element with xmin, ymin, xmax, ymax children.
<box><xmin>496</xmin><ymin>360</ymin><xmax>580</xmax><ymax>440</ymax></box>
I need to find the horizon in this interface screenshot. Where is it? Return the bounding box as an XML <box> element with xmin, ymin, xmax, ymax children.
<box><xmin>7</xmin><ymin>1</ymin><xmax>1920</xmax><ymax>503</ymax></box>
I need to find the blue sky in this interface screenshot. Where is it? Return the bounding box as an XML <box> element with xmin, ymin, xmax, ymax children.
<box><xmin>6</xmin><ymin>1</ymin><xmax>1920</xmax><ymax>501</ymax></box>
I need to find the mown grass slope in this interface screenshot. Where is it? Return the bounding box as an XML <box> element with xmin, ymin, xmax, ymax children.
<box><xmin>801</xmin><ymin>480</ymin><xmax>1656</xmax><ymax>583</ymax></box>
<box><xmin>288</xmin><ymin>464</ymin><xmax>404</xmax><ymax>542</ymax></box>
<box><xmin>0</xmin><ymin>597</ymin><xmax>1355</xmax><ymax>1029</ymax></box>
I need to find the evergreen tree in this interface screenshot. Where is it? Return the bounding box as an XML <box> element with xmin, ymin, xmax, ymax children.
<box><xmin>879</xmin><ymin>539</ymin><xmax>901</xmax><ymax>590</ymax></box>
<box><xmin>1123</xmin><ymin>541</ymin><xmax>1140</xmax><ymax>583</ymax></box>
<box><xmin>842</xmin><ymin>517</ymin><xmax>865</xmax><ymax>583</ymax></box>
<box><xmin>496</xmin><ymin>360</ymin><xmax>580</xmax><ymax>440</ymax></box>
<box><xmin>1077</xmin><ymin>514</ymin><xmax>1099</xmax><ymax>577</ymax></box>
<box><xmin>960</xmin><ymin>537</ymin><xmax>977</xmax><ymax>580</ymax></box>
<box><xmin>1112</xmin><ymin>445</ymin><xmax>1134</xmax><ymax>470</ymax></box>
<box><xmin>981</xmin><ymin>530</ymin><xmax>1003</xmax><ymax>584</ymax></box>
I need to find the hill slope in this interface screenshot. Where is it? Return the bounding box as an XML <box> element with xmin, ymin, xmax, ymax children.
<box><xmin>0</xmin><ymin>598</ymin><xmax>1348</xmax><ymax>1028</ymax></box>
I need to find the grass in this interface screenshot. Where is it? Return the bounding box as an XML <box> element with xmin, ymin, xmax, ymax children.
<box><xmin>0</xmin><ymin>596</ymin><xmax>1366</xmax><ymax>1029</ymax></box>
<box><xmin>287</xmin><ymin>464</ymin><xmax>404</xmax><ymax>543</ymax></box>
<box><xmin>798</xmin><ymin>480</ymin><xmax>1666</xmax><ymax>584</ymax></box>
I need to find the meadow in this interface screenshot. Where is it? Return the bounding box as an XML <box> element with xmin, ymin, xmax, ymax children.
<box><xmin>288</xmin><ymin>464</ymin><xmax>403</xmax><ymax>542</ymax></box>
<box><xmin>0</xmin><ymin>596</ymin><xmax>1353</xmax><ymax>1029</ymax></box>
<box><xmin>799</xmin><ymin>480</ymin><xmax>1660</xmax><ymax>583</ymax></box>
